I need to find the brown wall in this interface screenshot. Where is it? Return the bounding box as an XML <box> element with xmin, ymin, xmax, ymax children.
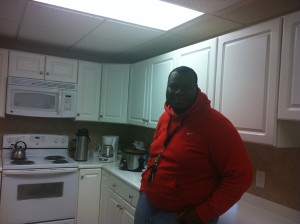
<box><xmin>0</xmin><ymin>116</ymin><xmax>299</xmax><ymax>212</ymax></box>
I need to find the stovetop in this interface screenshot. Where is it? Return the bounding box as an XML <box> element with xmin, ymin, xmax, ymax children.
<box><xmin>2</xmin><ymin>134</ymin><xmax>78</xmax><ymax>169</ymax></box>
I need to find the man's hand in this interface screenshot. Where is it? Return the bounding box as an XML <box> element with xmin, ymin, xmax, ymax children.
<box><xmin>177</xmin><ymin>207</ymin><xmax>203</xmax><ymax>224</ymax></box>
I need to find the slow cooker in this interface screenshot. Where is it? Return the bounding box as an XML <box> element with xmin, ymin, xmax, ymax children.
<box><xmin>119</xmin><ymin>147</ymin><xmax>147</xmax><ymax>172</ymax></box>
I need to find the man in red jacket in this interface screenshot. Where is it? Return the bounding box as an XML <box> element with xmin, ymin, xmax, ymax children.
<box><xmin>134</xmin><ymin>66</ymin><xmax>253</xmax><ymax>224</ymax></box>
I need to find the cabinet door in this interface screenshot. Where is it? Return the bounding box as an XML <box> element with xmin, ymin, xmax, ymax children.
<box><xmin>99</xmin><ymin>170</ymin><xmax>110</xmax><ymax>224</ymax></box>
<box><xmin>120</xmin><ymin>200</ymin><xmax>135</xmax><ymax>224</ymax></box>
<box><xmin>278</xmin><ymin>11</ymin><xmax>300</xmax><ymax>120</ymax></box>
<box><xmin>8</xmin><ymin>50</ymin><xmax>45</xmax><ymax>79</ymax></box>
<box><xmin>45</xmin><ymin>56</ymin><xmax>78</xmax><ymax>83</ymax></box>
<box><xmin>176</xmin><ymin>38</ymin><xmax>217</xmax><ymax>105</ymax></box>
<box><xmin>215</xmin><ymin>18</ymin><xmax>282</xmax><ymax>145</ymax></box>
<box><xmin>77</xmin><ymin>168</ymin><xmax>101</xmax><ymax>224</ymax></box>
<box><xmin>76</xmin><ymin>61</ymin><xmax>102</xmax><ymax>121</ymax></box>
<box><xmin>0</xmin><ymin>49</ymin><xmax>8</xmax><ymax>117</ymax></box>
<box><xmin>108</xmin><ymin>190</ymin><xmax>135</xmax><ymax>224</ymax></box>
<box><xmin>127</xmin><ymin>60</ymin><xmax>149</xmax><ymax>126</ymax></box>
<box><xmin>148</xmin><ymin>52</ymin><xmax>176</xmax><ymax>128</ymax></box>
<box><xmin>99</xmin><ymin>64</ymin><xmax>129</xmax><ymax>123</ymax></box>
<box><xmin>107</xmin><ymin>189</ymin><xmax>123</xmax><ymax>224</ymax></box>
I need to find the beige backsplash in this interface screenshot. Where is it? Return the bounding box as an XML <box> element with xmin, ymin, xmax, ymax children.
<box><xmin>0</xmin><ymin>115</ymin><xmax>299</xmax><ymax>212</ymax></box>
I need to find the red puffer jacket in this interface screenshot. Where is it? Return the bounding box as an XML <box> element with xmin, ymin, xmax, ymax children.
<box><xmin>140</xmin><ymin>90</ymin><xmax>253</xmax><ymax>223</ymax></box>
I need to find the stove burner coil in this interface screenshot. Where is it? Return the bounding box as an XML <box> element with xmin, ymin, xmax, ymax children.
<box><xmin>44</xmin><ymin>155</ymin><xmax>65</xmax><ymax>160</ymax></box>
<box><xmin>52</xmin><ymin>159</ymin><xmax>68</xmax><ymax>164</ymax></box>
<box><xmin>11</xmin><ymin>160</ymin><xmax>35</xmax><ymax>165</ymax></box>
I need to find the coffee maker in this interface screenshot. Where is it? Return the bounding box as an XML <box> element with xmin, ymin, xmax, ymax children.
<box><xmin>99</xmin><ymin>135</ymin><xmax>119</xmax><ymax>162</ymax></box>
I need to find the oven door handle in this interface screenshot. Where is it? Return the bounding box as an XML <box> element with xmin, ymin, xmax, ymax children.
<box><xmin>3</xmin><ymin>168</ymin><xmax>78</xmax><ymax>175</ymax></box>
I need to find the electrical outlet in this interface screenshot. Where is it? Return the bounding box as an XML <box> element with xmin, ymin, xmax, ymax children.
<box><xmin>256</xmin><ymin>170</ymin><xmax>265</xmax><ymax>188</ymax></box>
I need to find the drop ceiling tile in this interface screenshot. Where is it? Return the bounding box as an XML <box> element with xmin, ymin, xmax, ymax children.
<box><xmin>122</xmin><ymin>33</ymin><xmax>193</xmax><ymax>60</ymax></box>
<box><xmin>19</xmin><ymin>23</ymin><xmax>87</xmax><ymax>48</ymax></box>
<box><xmin>73</xmin><ymin>36</ymin><xmax>132</xmax><ymax>54</ymax></box>
<box><xmin>171</xmin><ymin>14</ymin><xmax>242</xmax><ymax>41</ymax></box>
<box><xmin>23</xmin><ymin>2</ymin><xmax>104</xmax><ymax>34</ymax></box>
<box><xmin>216</xmin><ymin>0</ymin><xmax>300</xmax><ymax>25</ymax></box>
<box><xmin>0</xmin><ymin>18</ymin><xmax>19</xmax><ymax>38</ymax></box>
<box><xmin>0</xmin><ymin>0</ymin><xmax>27</xmax><ymax>21</ymax></box>
<box><xmin>90</xmin><ymin>20</ymin><xmax>164</xmax><ymax>45</ymax></box>
<box><xmin>161</xmin><ymin>0</ymin><xmax>245</xmax><ymax>13</ymax></box>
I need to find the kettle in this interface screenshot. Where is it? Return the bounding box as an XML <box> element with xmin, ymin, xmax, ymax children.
<box><xmin>11</xmin><ymin>141</ymin><xmax>27</xmax><ymax>160</ymax></box>
<box><xmin>74</xmin><ymin>128</ymin><xmax>90</xmax><ymax>161</ymax></box>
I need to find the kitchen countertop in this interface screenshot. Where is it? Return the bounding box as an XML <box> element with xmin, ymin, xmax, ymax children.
<box><xmin>76</xmin><ymin>157</ymin><xmax>300</xmax><ymax>224</ymax></box>
<box><xmin>76</xmin><ymin>157</ymin><xmax>142</xmax><ymax>189</ymax></box>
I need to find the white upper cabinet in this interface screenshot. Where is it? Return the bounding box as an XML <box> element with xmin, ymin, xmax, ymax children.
<box><xmin>175</xmin><ymin>38</ymin><xmax>217</xmax><ymax>105</ymax></box>
<box><xmin>8</xmin><ymin>50</ymin><xmax>78</xmax><ymax>83</ymax></box>
<box><xmin>76</xmin><ymin>61</ymin><xmax>102</xmax><ymax>121</ymax></box>
<box><xmin>44</xmin><ymin>56</ymin><xmax>78</xmax><ymax>83</ymax></box>
<box><xmin>278</xmin><ymin>11</ymin><xmax>300</xmax><ymax>120</ymax></box>
<box><xmin>215</xmin><ymin>18</ymin><xmax>282</xmax><ymax>146</ymax></box>
<box><xmin>127</xmin><ymin>60</ymin><xmax>149</xmax><ymax>126</ymax></box>
<box><xmin>0</xmin><ymin>48</ymin><xmax>8</xmax><ymax>118</ymax></box>
<box><xmin>128</xmin><ymin>52</ymin><xmax>176</xmax><ymax>128</ymax></box>
<box><xmin>99</xmin><ymin>64</ymin><xmax>129</xmax><ymax>124</ymax></box>
<box><xmin>147</xmin><ymin>52</ymin><xmax>176</xmax><ymax>128</ymax></box>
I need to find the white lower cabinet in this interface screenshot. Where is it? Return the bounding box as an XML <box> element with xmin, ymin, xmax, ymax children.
<box><xmin>0</xmin><ymin>48</ymin><xmax>8</xmax><ymax>118</ymax></box>
<box><xmin>99</xmin><ymin>170</ymin><xmax>138</xmax><ymax>224</ymax></box>
<box><xmin>108</xmin><ymin>189</ymin><xmax>135</xmax><ymax>224</ymax></box>
<box><xmin>76</xmin><ymin>168</ymin><xmax>101</xmax><ymax>224</ymax></box>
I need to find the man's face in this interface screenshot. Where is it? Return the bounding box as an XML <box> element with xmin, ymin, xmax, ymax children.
<box><xmin>166</xmin><ymin>71</ymin><xmax>198</xmax><ymax>114</ymax></box>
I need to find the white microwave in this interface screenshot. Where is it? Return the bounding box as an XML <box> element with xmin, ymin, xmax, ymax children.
<box><xmin>6</xmin><ymin>76</ymin><xmax>77</xmax><ymax>118</ymax></box>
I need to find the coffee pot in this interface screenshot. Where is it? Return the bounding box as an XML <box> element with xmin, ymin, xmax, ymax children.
<box><xmin>74</xmin><ymin>128</ymin><xmax>90</xmax><ymax>161</ymax></box>
<box><xmin>99</xmin><ymin>135</ymin><xmax>119</xmax><ymax>162</ymax></box>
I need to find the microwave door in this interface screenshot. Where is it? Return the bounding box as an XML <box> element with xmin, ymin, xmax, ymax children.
<box><xmin>6</xmin><ymin>85</ymin><xmax>62</xmax><ymax>117</ymax></box>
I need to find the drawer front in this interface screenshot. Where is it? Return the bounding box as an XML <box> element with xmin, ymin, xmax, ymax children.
<box><xmin>119</xmin><ymin>181</ymin><xmax>140</xmax><ymax>207</ymax></box>
<box><xmin>108</xmin><ymin>174</ymin><xmax>122</xmax><ymax>194</ymax></box>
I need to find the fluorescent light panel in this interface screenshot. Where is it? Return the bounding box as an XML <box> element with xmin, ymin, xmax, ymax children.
<box><xmin>33</xmin><ymin>0</ymin><xmax>204</xmax><ymax>31</ymax></box>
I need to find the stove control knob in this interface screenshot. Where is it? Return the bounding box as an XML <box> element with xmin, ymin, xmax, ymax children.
<box><xmin>54</xmin><ymin>138</ymin><xmax>59</xmax><ymax>143</ymax></box>
<box><xmin>61</xmin><ymin>137</ymin><xmax>66</xmax><ymax>143</ymax></box>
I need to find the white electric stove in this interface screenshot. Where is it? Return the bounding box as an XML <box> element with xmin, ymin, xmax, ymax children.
<box><xmin>0</xmin><ymin>134</ymin><xmax>79</xmax><ymax>224</ymax></box>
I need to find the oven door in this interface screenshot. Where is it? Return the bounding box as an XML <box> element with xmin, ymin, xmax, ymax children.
<box><xmin>0</xmin><ymin>168</ymin><xmax>79</xmax><ymax>224</ymax></box>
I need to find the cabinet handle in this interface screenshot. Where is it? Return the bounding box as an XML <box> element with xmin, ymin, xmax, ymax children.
<box><xmin>129</xmin><ymin>195</ymin><xmax>133</xmax><ymax>199</ymax></box>
<box><xmin>81</xmin><ymin>175</ymin><xmax>84</xmax><ymax>180</ymax></box>
<box><xmin>39</xmin><ymin>71</ymin><xmax>43</xmax><ymax>74</ymax></box>
<box><xmin>113</xmin><ymin>184</ymin><xmax>116</xmax><ymax>187</ymax></box>
<box><xmin>77</xmin><ymin>113</ymin><xmax>80</xmax><ymax>116</ymax></box>
<box><xmin>46</xmin><ymin>72</ymin><xmax>50</xmax><ymax>75</ymax></box>
<box><xmin>99</xmin><ymin>115</ymin><xmax>103</xmax><ymax>118</ymax></box>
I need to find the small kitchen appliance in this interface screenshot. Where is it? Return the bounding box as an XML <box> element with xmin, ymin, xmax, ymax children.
<box><xmin>74</xmin><ymin>128</ymin><xmax>90</xmax><ymax>161</ymax></box>
<box><xmin>99</xmin><ymin>135</ymin><xmax>119</xmax><ymax>162</ymax></box>
<box><xmin>6</xmin><ymin>76</ymin><xmax>77</xmax><ymax>118</ymax></box>
<box><xmin>119</xmin><ymin>147</ymin><xmax>147</xmax><ymax>172</ymax></box>
<box><xmin>0</xmin><ymin>134</ymin><xmax>79</xmax><ymax>224</ymax></box>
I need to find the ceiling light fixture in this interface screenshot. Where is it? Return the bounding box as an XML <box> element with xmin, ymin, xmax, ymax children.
<box><xmin>33</xmin><ymin>0</ymin><xmax>204</xmax><ymax>31</ymax></box>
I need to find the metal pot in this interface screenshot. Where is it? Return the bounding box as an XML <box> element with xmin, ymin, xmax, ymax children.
<box><xmin>11</xmin><ymin>141</ymin><xmax>27</xmax><ymax>160</ymax></box>
<box><xmin>119</xmin><ymin>148</ymin><xmax>147</xmax><ymax>171</ymax></box>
